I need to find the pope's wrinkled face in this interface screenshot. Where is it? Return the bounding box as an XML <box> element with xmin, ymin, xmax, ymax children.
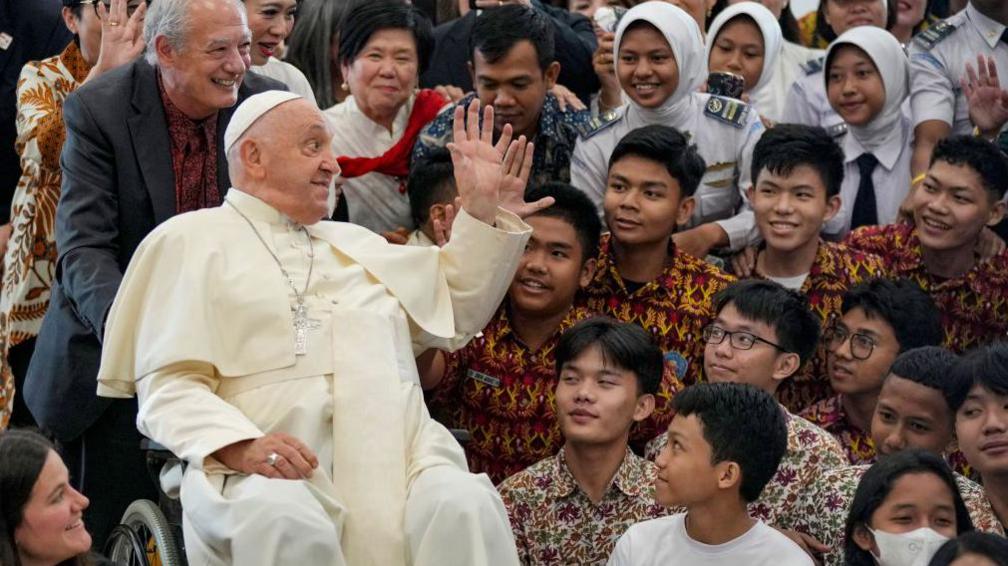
<box><xmin>158</xmin><ymin>0</ymin><xmax>251</xmax><ymax>119</ymax></box>
<box><xmin>256</xmin><ymin>99</ymin><xmax>339</xmax><ymax>224</ymax></box>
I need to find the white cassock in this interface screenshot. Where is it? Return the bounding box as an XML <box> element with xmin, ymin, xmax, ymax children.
<box><xmin>97</xmin><ymin>188</ymin><xmax>530</xmax><ymax>566</ymax></box>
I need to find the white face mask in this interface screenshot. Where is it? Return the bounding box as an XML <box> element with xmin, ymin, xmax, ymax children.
<box><xmin>869</xmin><ymin>527</ymin><xmax>950</xmax><ymax>566</ymax></box>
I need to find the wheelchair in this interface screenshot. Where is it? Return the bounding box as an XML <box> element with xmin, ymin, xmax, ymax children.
<box><xmin>104</xmin><ymin>439</ymin><xmax>186</xmax><ymax>566</ymax></box>
<box><xmin>105</xmin><ymin>428</ymin><xmax>472</xmax><ymax>566</ymax></box>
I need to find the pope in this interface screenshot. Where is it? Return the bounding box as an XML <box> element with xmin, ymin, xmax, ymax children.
<box><xmin>95</xmin><ymin>90</ymin><xmax>550</xmax><ymax>566</ymax></box>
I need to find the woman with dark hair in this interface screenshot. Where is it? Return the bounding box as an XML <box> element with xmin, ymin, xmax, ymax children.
<box><xmin>323</xmin><ymin>0</ymin><xmax>449</xmax><ymax>233</ymax></box>
<box><xmin>845</xmin><ymin>449</ymin><xmax>975</xmax><ymax>566</ymax></box>
<box><xmin>0</xmin><ymin>429</ymin><xmax>103</xmax><ymax>566</ymax></box>
<box><xmin>284</xmin><ymin>0</ymin><xmax>359</xmax><ymax>110</ymax></box>
<box><xmin>799</xmin><ymin>0</ymin><xmax>898</xmax><ymax>48</ymax></box>
<box><xmin>929</xmin><ymin>532</ymin><xmax>1008</xmax><ymax>566</ymax></box>
<box><xmin>2</xmin><ymin>0</ymin><xmax>145</xmax><ymax>430</ymax></box>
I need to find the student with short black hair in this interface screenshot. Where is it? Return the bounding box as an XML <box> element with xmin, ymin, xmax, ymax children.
<box><xmin>423</xmin><ymin>182</ymin><xmax>602</xmax><ymax>483</ymax></box>
<box><xmin>846</xmin><ymin>135</ymin><xmax>1008</xmax><ymax>354</ymax></box>
<box><xmin>929</xmin><ymin>531</ymin><xmax>1008</xmax><ymax>566</ymax></box>
<box><xmin>801</xmin><ymin>278</ymin><xmax>944</xmax><ymax>464</ymax></box>
<box><xmin>793</xmin><ymin>347</ymin><xmax>1002</xmax><ymax>566</ymax></box>
<box><xmin>414</xmin><ymin>4</ymin><xmax>592</xmax><ymax>188</ymax></box>
<box><xmin>580</xmin><ymin>124</ymin><xmax>736</xmax><ymax>448</ymax></box>
<box><xmin>405</xmin><ymin>149</ymin><xmax>458</xmax><ymax>247</ymax></box>
<box><xmin>951</xmin><ymin>342</ymin><xmax>1008</xmax><ymax>535</ymax></box>
<box><xmin>738</xmin><ymin>123</ymin><xmax>886</xmax><ymax>411</ymax></box>
<box><xmin>609</xmin><ymin>382</ymin><xmax>812</xmax><ymax>565</ymax></box>
<box><xmin>646</xmin><ymin>280</ymin><xmax>846</xmax><ymax>542</ymax></box>
<box><xmin>499</xmin><ymin>317</ymin><xmax>668</xmax><ymax>566</ymax></box>
<box><xmin>843</xmin><ymin>449</ymin><xmax>975</xmax><ymax>566</ymax></box>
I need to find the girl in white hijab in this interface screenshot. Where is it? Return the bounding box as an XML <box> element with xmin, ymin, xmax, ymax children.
<box><xmin>705</xmin><ymin>2</ymin><xmax>785</xmax><ymax>122</ymax></box>
<box><xmin>821</xmin><ymin>25</ymin><xmax>911</xmax><ymax>236</ymax></box>
<box><xmin>570</xmin><ymin>1</ymin><xmax>766</xmax><ymax>257</ymax></box>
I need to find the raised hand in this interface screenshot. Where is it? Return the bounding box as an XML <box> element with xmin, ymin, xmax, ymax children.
<box><xmin>86</xmin><ymin>0</ymin><xmax>147</xmax><ymax>83</ymax></box>
<box><xmin>962</xmin><ymin>54</ymin><xmax>1008</xmax><ymax>139</ymax></box>
<box><xmin>448</xmin><ymin>99</ymin><xmax>516</xmax><ymax>224</ymax></box>
<box><xmin>498</xmin><ymin>137</ymin><xmax>555</xmax><ymax>218</ymax></box>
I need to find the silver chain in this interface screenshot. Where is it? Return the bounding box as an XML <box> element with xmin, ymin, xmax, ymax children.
<box><xmin>226</xmin><ymin>201</ymin><xmax>314</xmax><ymax>301</ymax></box>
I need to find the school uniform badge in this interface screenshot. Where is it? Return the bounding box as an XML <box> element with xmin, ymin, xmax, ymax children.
<box><xmin>704</xmin><ymin>95</ymin><xmax>748</xmax><ymax>128</ymax></box>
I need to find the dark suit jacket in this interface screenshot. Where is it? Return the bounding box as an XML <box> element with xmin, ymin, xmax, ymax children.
<box><xmin>419</xmin><ymin>1</ymin><xmax>600</xmax><ymax>104</ymax></box>
<box><xmin>24</xmin><ymin>58</ymin><xmax>285</xmax><ymax>442</ymax></box>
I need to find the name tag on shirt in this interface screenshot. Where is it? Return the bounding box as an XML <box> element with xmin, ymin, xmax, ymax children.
<box><xmin>0</xmin><ymin>33</ymin><xmax>12</xmax><ymax>51</ymax></box>
<box><xmin>466</xmin><ymin>369</ymin><xmax>501</xmax><ymax>388</ymax></box>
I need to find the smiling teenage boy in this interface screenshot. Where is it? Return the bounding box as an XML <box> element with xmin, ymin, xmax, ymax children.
<box><xmin>422</xmin><ymin>183</ymin><xmax>601</xmax><ymax>483</ymax></box>
<box><xmin>608</xmin><ymin>382</ymin><xmax>813</xmax><ymax>566</ymax></box>
<box><xmin>646</xmin><ymin>280</ymin><xmax>847</xmax><ymax>537</ymax></box>
<box><xmin>498</xmin><ymin>318</ymin><xmax>668</xmax><ymax>566</ymax></box>
<box><xmin>845</xmin><ymin>135</ymin><xmax>1008</xmax><ymax>353</ymax></box>
<box><xmin>742</xmin><ymin>124</ymin><xmax>886</xmax><ymax>411</ymax></box>
<box><xmin>800</xmin><ymin>278</ymin><xmax>945</xmax><ymax>464</ymax></box>
<box><xmin>580</xmin><ymin>124</ymin><xmax>736</xmax><ymax>448</ymax></box>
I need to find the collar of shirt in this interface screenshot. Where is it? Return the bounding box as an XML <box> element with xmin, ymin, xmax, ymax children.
<box><xmin>60</xmin><ymin>40</ymin><xmax>92</xmax><ymax>84</ymax></box>
<box><xmin>966</xmin><ymin>2</ymin><xmax>1008</xmax><ymax>50</ymax></box>
<box><xmin>547</xmin><ymin>447</ymin><xmax>651</xmax><ymax>500</ymax></box>
<box><xmin>157</xmin><ymin>71</ymin><xmax>218</xmax><ymax>152</ymax></box>
<box><xmin>842</xmin><ymin>119</ymin><xmax>907</xmax><ymax>171</ymax></box>
<box><xmin>496</xmin><ymin>301</ymin><xmax>591</xmax><ymax>351</ymax></box>
<box><xmin>593</xmin><ymin>234</ymin><xmax>679</xmax><ymax>298</ymax></box>
<box><xmin>884</xmin><ymin>224</ymin><xmax>999</xmax><ymax>291</ymax></box>
<box><xmin>226</xmin><ymin>188</ymin><xmax>299</xmax><ymax>227</ymax></box>
<box><xmin>343</xmin><ymin>92</ymin><xmax>413</xmax><ymax>142</ymax></box>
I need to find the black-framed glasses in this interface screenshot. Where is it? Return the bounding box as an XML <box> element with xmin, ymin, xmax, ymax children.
<box><xmin>79</xmin><ymin>0</ymin><xmax>148</xmax><ymax>19</ymax></box>
<box><xmin>702</xmin><ymin>324</ymin><xmax>787</xmax><ymax>352</ymax></box>
<box><xmin>824</xmin><ymin>325</ymin><xmax>877</xmax><ymax>361</ymax></box>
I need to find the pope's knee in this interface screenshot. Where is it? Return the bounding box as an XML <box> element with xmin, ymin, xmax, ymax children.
<box><xmin>407</xmin><ymin>467</ymin><xmax>504</xmax><ymax>521</ymax></box>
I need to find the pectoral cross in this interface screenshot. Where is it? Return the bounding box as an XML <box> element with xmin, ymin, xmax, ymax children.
<box><xmin>292</xmin><ymin>300</ymin><xmax>320</xmax><ymax>356</ymax></box>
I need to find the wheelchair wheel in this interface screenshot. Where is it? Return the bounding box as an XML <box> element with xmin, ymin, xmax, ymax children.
<box><xmin>105</xmin><ymin>499</ymin><xmax>184</xmax><ymax>566</ymax></box>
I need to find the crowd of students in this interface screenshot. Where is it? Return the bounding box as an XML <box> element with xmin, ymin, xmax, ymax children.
<box><xmin>4</xmin><ymin>0</ymin><xmax>1008</xmax><ymax>564</ymax></box>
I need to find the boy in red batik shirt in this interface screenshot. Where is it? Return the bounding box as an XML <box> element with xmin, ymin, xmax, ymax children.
<box><xmin>800</xmin><ymin>278</ymin><xmax>944</xmax><ymax>464</ymax></box>
<box><xmin>421</xmin><ymin>183</ymin><xmax>601</xmax><ymax>483</ymax></box>
<box><xmin>846</xmin><ymin>135</ymin><xmax>1008</xmax><ymax>354</ymax></box>
<box><xmin>579</xmin><ymin>125</ymin><xmax>735</xmax><ymax>448</ymax></box>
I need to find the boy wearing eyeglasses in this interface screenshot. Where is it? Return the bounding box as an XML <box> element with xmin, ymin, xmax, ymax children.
<box><xmin>799</xmin><ymin>278</ymin><xmax>944</xmax><ymax>465</ymax></box>
<box><xmin>646</xmin><ymin>280</ymin><xmax>846</xmax><ymax>551</ymax></box>
<box><xmin>734</xmin><ymin>124</ymin><xmax>886</xmax><ymax>413</ymax></box>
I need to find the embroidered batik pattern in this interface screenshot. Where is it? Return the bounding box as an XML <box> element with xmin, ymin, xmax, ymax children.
<box><xmin>799</xmin><ymin>395</ymin><xmax>877</xmax><ymax>465</ymax></box>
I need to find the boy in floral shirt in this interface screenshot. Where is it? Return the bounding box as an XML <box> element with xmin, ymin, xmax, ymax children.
<box><xmin>579</xmin><ymin>125</ymin><xmax>735</xmax><ymax>448</ymax></box>
<box><xmin>800</xmin><ymin>278</ymin><xmax>944</xmax><ymax>464</ymax></box>
<box><xmin>498</xmin><ymin>318</ymin><xmax>667</xmax><ymax>566</ymax></box>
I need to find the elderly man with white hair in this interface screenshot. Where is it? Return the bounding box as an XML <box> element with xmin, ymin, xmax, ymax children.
<box><xmin>24</xmin><ymin>0</ymin><xmax>284</xmax><ymax>548</ymax></box>
<box><xmin>97</xmin><ymin>92</ymin><xmax>545</xmax><ymax>565</ymax></box>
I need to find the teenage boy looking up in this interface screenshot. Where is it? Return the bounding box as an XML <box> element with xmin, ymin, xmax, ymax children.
<box><xmin>499</xmin><ymin>317</ymin><xmax>667</xmax><ymax>566</ymax></box>
<box><xmin>846</xmin><ymin>136</ymin><xmax>1008</xmax><ymax>353</ymax></box>
<box><xmin>608</xmin><ymin>382</ymin><xmax>813</xmax><ymax>566</ymax></box>
<box><xmin>646</xmin><ymin>280</ymin><xmax>847</xmax><ymax>536</ymax></box>
<box><xmin>739</xmin><ymin>124</ymin><xmax>887</xmax><ymax>412</ymax></box>
<box><xmin>795</xmin><ymin>346</ymin><xmax>1004</xmax><ymax>566</ymax></box>
<box><xmin>801</xmin><ymin>278</ymin><xmax>945</xmax><ymax>464</ymax></box>
<box><xmin>580</xmin><ymin>124</ymin><xmax>736</xmax><ymax>448</ymax></box>
<box><xmin>414</xmin><ymin>5</ymin><xmax>591</xmax><ymax>188</ymax></box>
<box><xmin>422</xmin><ymin>183</ymin><xmax>601</xmax><ymax>483</ymax></box>
<box><xmin>952</xmin><ymin>341</ymin><xmax>1008</xmax><ymax>535</ymax></box>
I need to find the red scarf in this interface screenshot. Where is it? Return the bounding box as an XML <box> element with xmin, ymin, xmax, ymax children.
<box><xmin>336</xmin><ymin>89</ymin><xmax>447</xmax><ymax>192</ymax></box>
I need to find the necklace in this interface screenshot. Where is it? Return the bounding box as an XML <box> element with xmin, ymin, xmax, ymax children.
<box><xmin>227</xmin><ymin>201</ymin><xmax>319</xmax><ymax>355</ymax></box>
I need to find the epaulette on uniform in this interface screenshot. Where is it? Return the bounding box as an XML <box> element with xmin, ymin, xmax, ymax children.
<box><xmin>913</xmin><ymin>20</ymin><xmax>957</xmax><ymax>51</ymax></box>
<box><xmin>827</xmin><ymin>122</ymin><xmax>848</xmax><ymax>139</ymax></box>
<box><xmin>703</xmin><ymin>95</ymin><xmax>749</xmax><ymax>129</ymax></box>
<box><xmin>800</xmin><ymin>56</ymin><xmax>824</xmax><ymax>75</ymax></box>
<box><xmin>577</xmin><ymin>108</ymin><xmax>621</xmax><ymax>140</ymax></box>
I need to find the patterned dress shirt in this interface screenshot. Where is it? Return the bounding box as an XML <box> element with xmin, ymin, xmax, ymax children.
<box><xmin>747</xmin><ymin>241</ymin><xmax>886</xmax><ymax>413</ymax></box>
<box><xmin>498</xmin><ymin>447</ymin><xmax>668</xmax><ymax>566</ymax></box>
<box><xmin>579</xmin><ymin>234</ymin><xmax>736</xmax><ymax>446</ymax></box>
<box><xmin>426</xmin><ymin>303</ymin><xmax>594</xmax><ymax>484</ymax></box>
<box><xmin>845</xmin><ymin>223</ymin><xmax>1008</xmax><ymax>353</ymax></box>
<box><xmin>412</xmin><ymin>92</ymin><xmax>592</xmax><ymax>189</ymax></box>
<box><xmin>800</xmin><ymin>395</ymin><xmax>876</xmax><ymax>465</ymax></box>
<box><xmin>791</xmin><ymin>464</ymin><xmax>1005</xmax><ymax>566</ymax></box>
<box><xmin>646</xmin><ymin>407</ymin><xmax>847</xmax><ymax>530</ymax></box>
<box><xmin>1</xmin><ymin>41</ymin><xmax>89</xmax><ymax>428</ymax></box>
<box><xmin>158</xmin><ymin>76</ymin><xmax>219</xmax><ymax>213</ymax></box>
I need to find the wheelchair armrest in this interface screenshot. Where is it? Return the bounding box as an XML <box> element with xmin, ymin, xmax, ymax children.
<box><xmin>140</xmin><ymin>438</ymin><xmax>171</xmax><ymax>453</ymax></box>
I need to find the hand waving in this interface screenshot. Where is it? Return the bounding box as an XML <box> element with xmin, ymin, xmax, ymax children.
<box><xmin>962</xmin><ymin>54</ymin><xmax>1008</xmax><ymax>139</ymax></box>
<box><xmin>498</xmin><ymin>135</ymin><xmax>555</xmax><ymax>218</ymax></box>
<box><xmin>86</xmin><ymin>0</ymin><xmax>147</xmax><ymax>83</ymax></box>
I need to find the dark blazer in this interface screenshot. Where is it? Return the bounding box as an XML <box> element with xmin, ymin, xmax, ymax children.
<box><xmin>24</xmin><ymin>58</ymin><xmax>285</xmax><ymax>441</ymax></box>
<box><xmin>419</xmin><ymin>1</ymin><xmax>600</xmax><ymax>104</ymax></box>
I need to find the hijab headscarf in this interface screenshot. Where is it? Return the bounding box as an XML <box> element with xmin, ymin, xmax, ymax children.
<box><xmin>614</xmin><ymin>1</ymin><xmax>706</xmax><ymax>122</ymax></box>
<box><xmin>824</xmin><ymin>26</ymin><xmax>908</xmax><ymax>152</ymax></box>
<box><xmin>705</xmin><ymin>2</ymin><xmax>783</xmax><ymax>96</ymax></box>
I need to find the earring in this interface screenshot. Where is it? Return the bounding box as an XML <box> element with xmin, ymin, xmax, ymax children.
<box><xmin>340</xmin><ymin>82</ymin><xmax>348</xmax><ymax>91</ymax></box>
